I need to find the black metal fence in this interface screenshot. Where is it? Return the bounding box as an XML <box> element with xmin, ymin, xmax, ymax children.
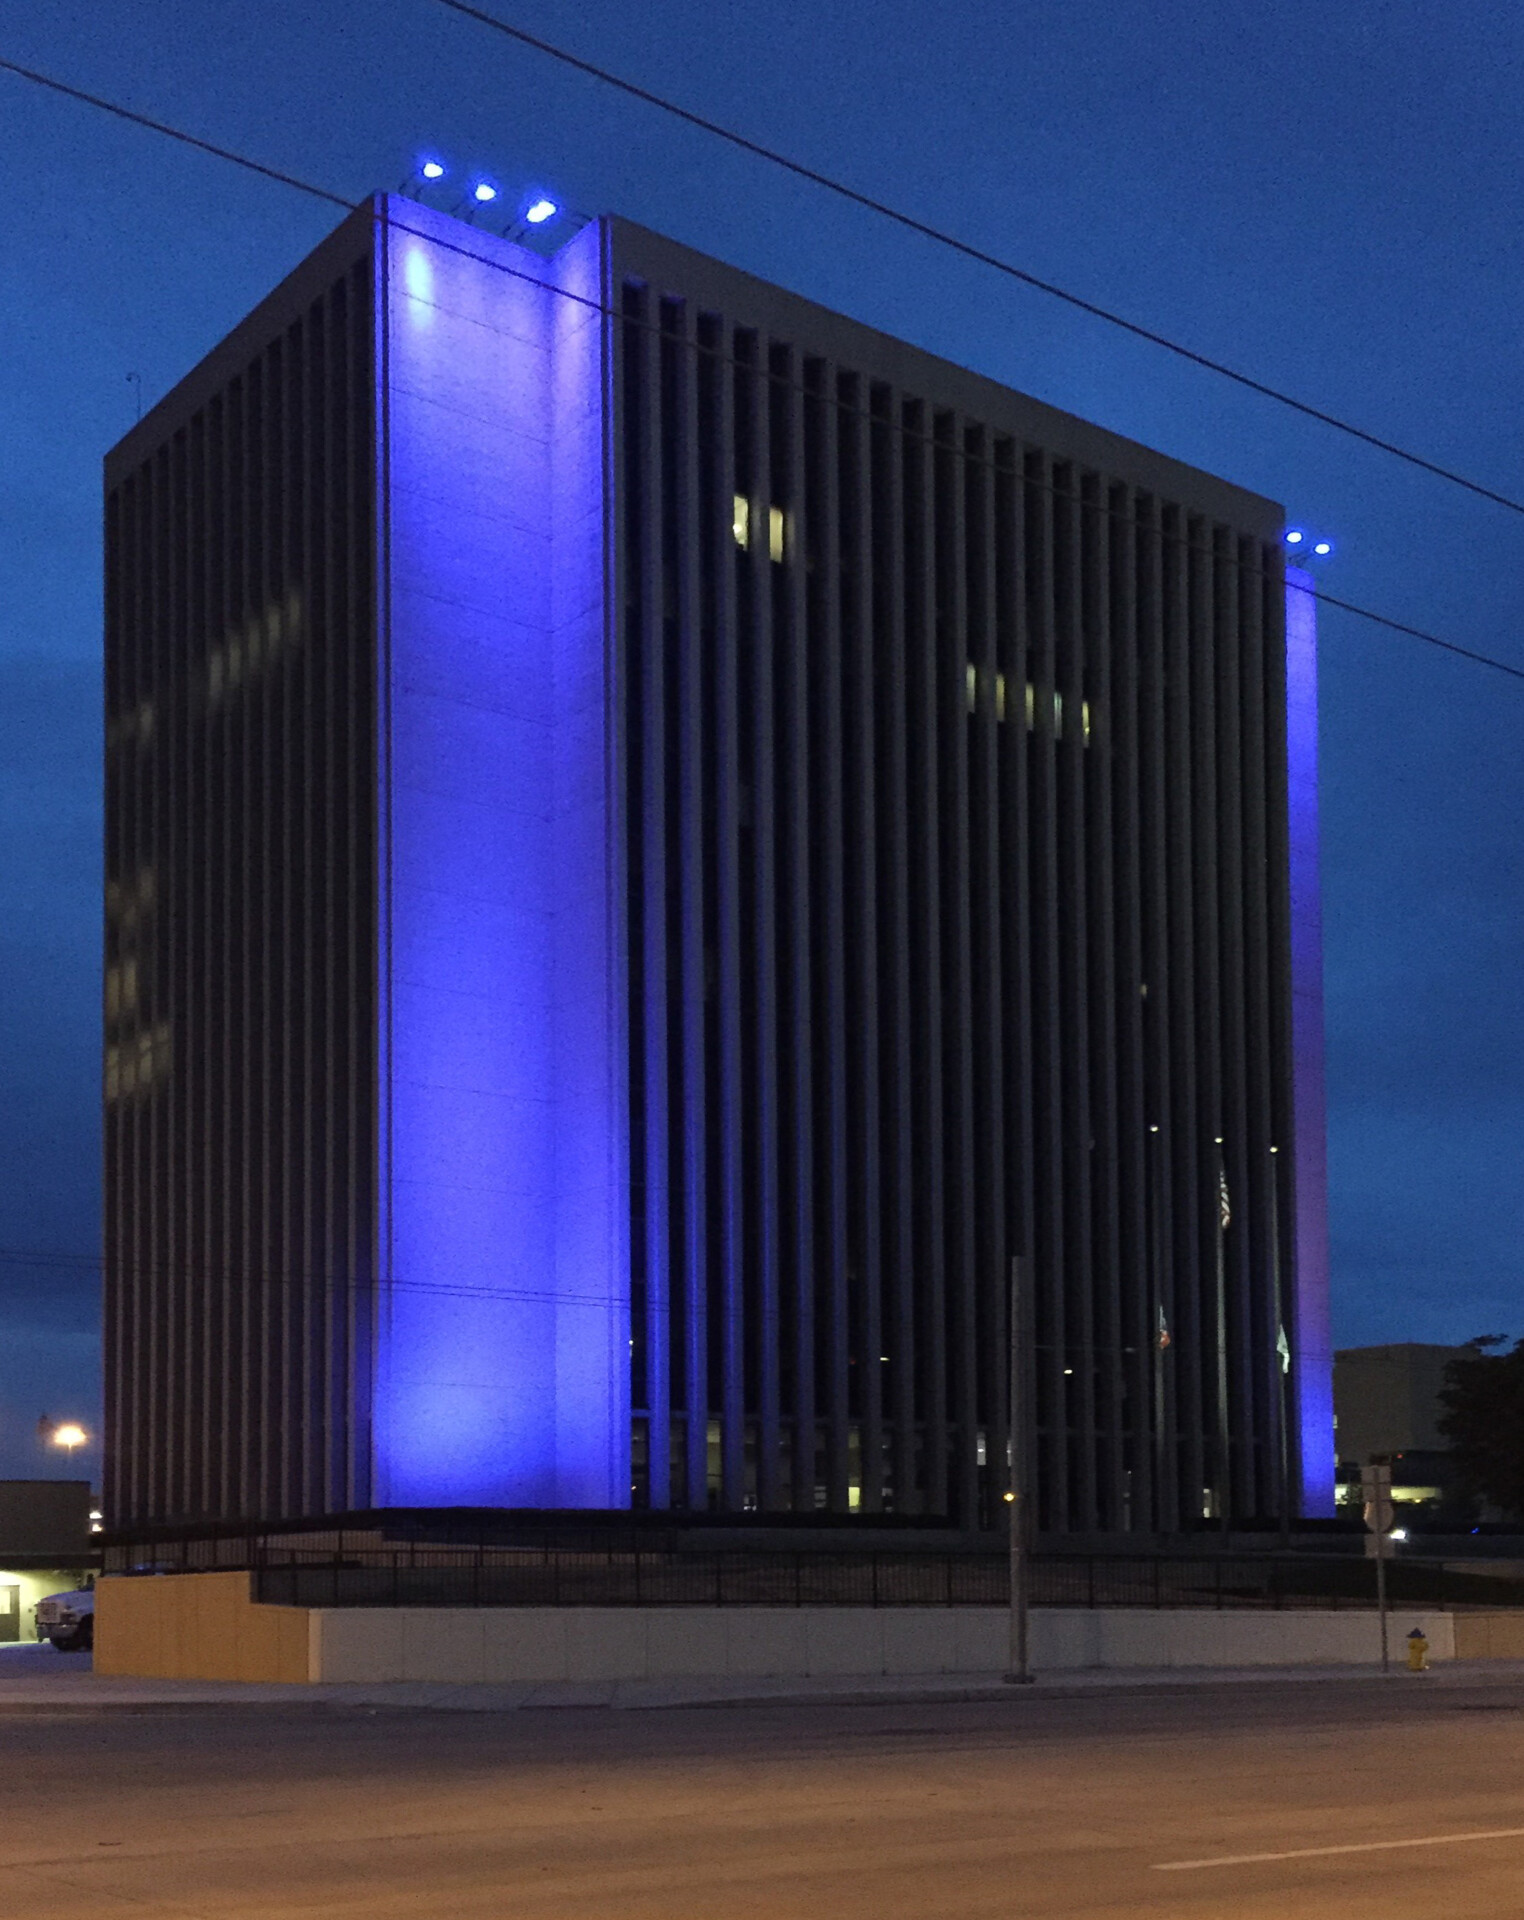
<box><xmin>224</xmin><ymin>1548</ymin><xmax>1524</xmax><ymax>1612</ymax></box>
<box><xmin>102</xmin><ymin>1523</ymin><xmax>1524</xmax><ymax>1611</ymax></box>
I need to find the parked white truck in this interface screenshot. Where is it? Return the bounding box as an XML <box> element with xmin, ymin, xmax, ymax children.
<box><xmin>34</xmin><ymin>1583</ymin><xmax>94</xmax><ymax>1651</ymax></box>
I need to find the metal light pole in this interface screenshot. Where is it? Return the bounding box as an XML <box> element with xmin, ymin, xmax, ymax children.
<box><xmin>1004</xmin><ymin>1254</ymin><xmax>1034</xmax><ymax>1685</ymax></box>
<box><xmin>1362</xmin><ymin>1458</ymin><xmax>1393</xmax><ymax>1674</ymax></box>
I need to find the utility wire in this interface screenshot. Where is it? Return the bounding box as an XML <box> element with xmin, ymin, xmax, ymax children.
<box><xmin>433</xmin><ymin>0</ymin><xmax>1524</xmax><ymax>524</ymax></box>
<box><xmin>11</xmin><ymin>30</ymin><xmax>1523</xmax><ymax>536</ymax></box>
<box><xmin>1309</xmin><ymin>588</ymin><xmax>1524</xmax><ymax>685</ymax></box>
<box><xmin>3</xmin><ymin>50</ymin><xmax>1523</xmax><ymax>688</ymax></box>
<box><xmin>0</xmin><ymin>1248</ymin><xmax>1286</xmax><ymax>1360</ymax></box>
<box><xmin>0</xmin><ymin>1243</ymin><xmax>624</xmax><ymax>1313</ymax></box>
<box><xmin>393</xmin><ymin>203</ymin><xmax>1524</xmax><ymax>686</ymax></box>
<box><xmin>0</xmin><ymin>53</ymin><xmax>354</xmax><ymax>210</ymax></box>
<box><xmin>366</xmin><ymin>219</ymin><xmax>1521</xmax><ymax>692</ymax></box>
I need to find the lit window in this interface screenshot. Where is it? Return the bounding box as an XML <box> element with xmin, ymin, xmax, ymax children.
<box><xmin>104</xmin><ymin>963</ymin><xmax>136</xmax><ymax>1021</ymax></box>
<box><xmin>994</xmin><ymin>671</ymin><xmax>1006</xmax><ymax>722</ymax></box>
<box><xmin>965</xmin><ymin>663</ymin><xmax>979</xmax><ymax>713</ymax></box>
<box><xmin>732</xmin><ymin>494</ymin><xmax>749</xmax><ymax>549</ymax></box>
<box><xmin>768</xmin><ymin>505</ymin><xmax>785</xmax><ymax>563</ymax></box>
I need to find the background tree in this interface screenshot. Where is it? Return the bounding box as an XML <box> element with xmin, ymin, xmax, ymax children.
<box><xmin>1438</xmin><ymin>1338</ymin><xmax>1524</xmax><ymax>1520</ymax></box>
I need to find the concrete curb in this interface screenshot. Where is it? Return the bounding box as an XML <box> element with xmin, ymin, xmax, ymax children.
<box><xmin>5</xmin><ymin>1659</ymin><xmax>1524</xmax><ymax>1714</ymax></box>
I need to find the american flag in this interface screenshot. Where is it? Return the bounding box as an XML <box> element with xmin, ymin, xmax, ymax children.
<box><xmin>1157</xmin><ymin>1303</ymin><xmax>1172</xmax><ymax>1351</ymax></box>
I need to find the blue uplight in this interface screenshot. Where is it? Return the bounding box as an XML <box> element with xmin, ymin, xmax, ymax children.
<box><xmin>473</xmin><ymin>181</ymin><xmax>498</xmax><ymax>203</ymax></box>
<box><xmin>524</xmin><ymin>197</ymin><xmax>558</xmax><ymax>225</ymax></box>
<box><xmin>421</xmin><ymin>160</ymin><xmax>446</xmax><ymax>180</ymax></box>
<box><xmin>1313</xmin><ymin>541</ymin><xmax>1332</xmax><ymax>556</ymax></box>
<box><xmin>1285</xmin><ymin>529</ymin><xmax>1305</xmax><ymax>545</ymax></box>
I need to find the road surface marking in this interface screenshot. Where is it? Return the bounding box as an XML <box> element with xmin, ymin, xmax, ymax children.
<box><xmin>1155</xmin><ymin>1827</ymin><xmax>1524</xmax><ymax>1871</ymax></box>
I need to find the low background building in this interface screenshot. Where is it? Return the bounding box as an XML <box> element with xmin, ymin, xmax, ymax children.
<box><xmin>1333</xmin><ymin>1343</ymin><xmax>1471</xmax><ymax>1522</ymax></box>
<box><xmin>0</xmin><ymin>1480</ymin><xmax>96</xmax><ymax>1639</ymax></box>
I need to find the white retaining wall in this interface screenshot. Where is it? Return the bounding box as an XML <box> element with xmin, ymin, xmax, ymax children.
<box><xmin>308</xmin><ymin>1605</ymin><xmax>1456</xmax><ymax>1685</ymax></box>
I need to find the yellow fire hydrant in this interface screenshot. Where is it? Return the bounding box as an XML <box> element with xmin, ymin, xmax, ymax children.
<box><xmin>1407</xmin><ymin>1627</ymin><xmax>1430</xmax><ymax>1673</ymax></box>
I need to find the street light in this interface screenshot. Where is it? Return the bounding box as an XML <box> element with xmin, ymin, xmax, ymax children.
<box><xmin>51</xmin><ymin>1423</ymin><xmax>88</xmax><ymax>1452</ymax></box>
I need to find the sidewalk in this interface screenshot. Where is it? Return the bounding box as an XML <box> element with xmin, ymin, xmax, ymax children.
<box><xmin>6</xmin><ymin>1645</ymin><xmax>1524</xmax><ymax>1713</ymax></box>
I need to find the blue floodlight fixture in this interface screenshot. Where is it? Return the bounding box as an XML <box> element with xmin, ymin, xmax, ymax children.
<box><xmin>421</xmin><ymin>159</ymin><xmax>446</xmax><ymax>180</ymax></box>
<box><xmin>1284</xmin><ymin>529</ymin><xmax>1305</xmax><ymax>546</ymax></box>
<box><xmin>473</xmin><ymin>180</ymin><xmax>498</xmax><ymax>203</ymax></box>
<box><xmin>524</xmin><ymin>196</ymin><xmax>559</xmax><ymax>225</ymax></box>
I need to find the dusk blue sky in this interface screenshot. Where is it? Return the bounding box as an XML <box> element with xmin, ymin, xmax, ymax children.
<box><xmin>2</xmin><ymin>0</ymin><xmax>1521</xmax><ymax>1482</ymax></box>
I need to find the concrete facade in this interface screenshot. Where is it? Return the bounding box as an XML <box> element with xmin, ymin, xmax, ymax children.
<box><xmin>311</xmin><ymin>1603</ymin><xmax>1458</xmax><ymax>1684</ymax></box>
<box><xmin>104</xmin><ymin>196</ymin><xmax>1330</xmax><ymax>1540</ymax></box>
<box><xmin>376</xmin><ymin>204</ymin><xmax>624</xmax><ymax>1508</ymax></box>
<box><xmin>97</xmin><ymin>1572</ymin><xmax>1466</xmax><ymax>1685</ymax></box>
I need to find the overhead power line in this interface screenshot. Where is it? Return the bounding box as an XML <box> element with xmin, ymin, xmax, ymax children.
<box><xmin>0</xmin><ymin>53</ymin><xmax>353</xmax><ymax>209</ymax></box>
<box><xmin>1</xmin><ymin>49</ymin><xmax>1522</xmax><ymax>688</ymax></box>
<box><xmin>378</xmin><ymin>204</ymin><xmax>1524</xmax><ymax>691</ymax></box>
<box><xmin>1310</xmin><ymin>589</ymin><xmax>1524</xmax><ymax>685</ymax></box>
<box><xmin>433</xmin><ymin>0</ymin><xmax>1524</xmax><ymax>525</ymax></box>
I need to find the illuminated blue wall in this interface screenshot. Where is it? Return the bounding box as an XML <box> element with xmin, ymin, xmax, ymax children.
<box><xmin>372</xmin><ymin>197</ymin><xmax>628</xmax><ymax>1507</ymax></box>
<box><xmin>1286</xmin><ymin>566</ymin><xmax>1336</xmax><ymax>1515</ymax></box>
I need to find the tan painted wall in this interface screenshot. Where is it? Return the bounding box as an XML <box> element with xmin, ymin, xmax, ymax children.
<box><xmin>95</xmin><ymin>1572</ymin><xmax>311</xmax><ymax>1682</ymax></box>
<box><xmin>1452</xmin><ymin>1612</ymin><xmax>1524</xmax><ymax>1659</ymax></box>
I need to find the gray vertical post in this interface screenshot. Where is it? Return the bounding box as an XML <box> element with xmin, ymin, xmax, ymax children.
<box><xmin>1004</xmin><ymin>1254</ymin><xmax>1034</xmax><ymax>1684</ymax></box>
<box><xmin>1363</xmin><ymin>1458</ymin><xmax>1393</xmax><ymax>1673</ymax></box>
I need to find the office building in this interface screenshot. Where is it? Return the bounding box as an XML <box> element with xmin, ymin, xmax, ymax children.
<box><xmin>103</xmin><ymin>194</ymin><xmax>1333</xmax><ymax>1533</ymax></box>
<box><xmin>1333</xmin><ymin>1342</ymin><xmax>1468</xmax><ymax>1514</ymax></box>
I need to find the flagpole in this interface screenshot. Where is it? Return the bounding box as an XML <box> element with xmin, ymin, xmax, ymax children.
<box><xmin>1270</xmin><ymin>1142</ymin><xmax>1291</xmax><ymax>1543</ymax></box>
<box><xmin>1004</xmin><ymin>1255</ymin><xmax>1033</xmax><ymax>1685</ymax></box>
<box><xmin>1215</xmin><ymin>1139</ymin><xmax>1231</xmax><ymax>1534</ymax></box>
<box><xmin>1147</xmin><ymin>1124</ymin><xmax>1166</xmax><ymax>1531</ymax></box>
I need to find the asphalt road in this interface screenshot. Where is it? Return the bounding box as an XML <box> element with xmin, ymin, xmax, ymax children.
<box><xmin>5</xmin><ymin>1678</ymin><xmax>1524</xmax><ymax>1917</ymax></box>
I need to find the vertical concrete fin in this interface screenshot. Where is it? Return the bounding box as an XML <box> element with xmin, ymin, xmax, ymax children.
<box><xmin>372</xmin><ymin>197</ymin><xmax>625</xmax><ymax>1508</ymax></box>
<box><xmin>1286</xmin><ymin>566</ymin><xmax>1335</xmax><ymax>1515</ymax></box>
